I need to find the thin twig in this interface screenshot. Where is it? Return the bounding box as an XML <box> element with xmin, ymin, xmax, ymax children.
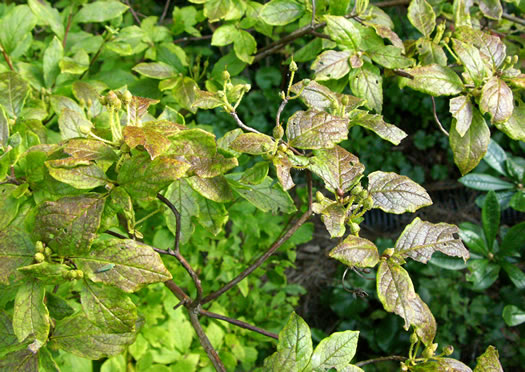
<box><xmin>123</xmin><ymin>0</ymin><xmax>141</xmax><ymax>25</ymax></box>
<box><xmin>355</xmin><ymin>355</ymin><xmax>407</xmax><ymax>367</ymax></box>
<box><xmin>431</xmin><ymin>97</ymin><xmax>449</xmax><ymax>136</ymax></box>
<box><xmin>502</xmin><ymin>12</ymin><xmax>525</xmax><ymax>26</ymax></box>
<box><xmin>173</xmin><ymin>35</ymin><xmax>213</xmax><ymax>44</ymax></box>
<box><xmin>310</xmin><ymin>31</ymin><xmax>332</xmax><ymax>40</ymax></box>
<box><xmin>63</xmin><ymin>12</ymin><xmax>73</xmax><ymax>49</ymax></box>
<box><xmin>165</xmin><ymin>280</ymin><xmax>191</xmax><ymax>304</ymax></box>
<box><xmin>188</xmin><ymin>311</ymin><xmax>227</xmax><ymax>372</ymax></box>
<box><xmin>201</xmin><ymin>171</ymin><xmax>313</xmax><ymax>305</ymax></box>
<box><xmin>230</xmin><ymin>111</ymin><xmax>262</xmax><ymax>134</ymax></box>
<box><xmin>373</xmin><ymin>0</ymin><xmax>410</xmax><ymax>7</ymax></box>
<box><xmin>276</xmin><ymin>98</ymin><xmax>288</xmax><ymax>127</ymax></box>
<box><xmin>159</xmin><ymin>0</ymin><xmax>171</xmax><ymax>24</ymax></box>
<box><xmin>80</xmin><ymin>32</ymin><xmax>111</xmax><ymax>80</ymax></box>
<box><xmin>200</xmin><ymin>309</ymin><xmax>279</xmax><ymax>340</ymax></box>
<box><xmin>104</xmin><ymin>230</ymin><xmax>128</xmax><ymax>239</ymax></box>
<box><xmin>311</xmin><ymin>0</ymin><xmax>316</xmax><ymax>25</ymax></box>
<box><xmin>392</xmin><ymin>69</ymin><xmax>414</xmax><ymax>79</ymax></box>
<box><xmin>0</xmin><ymin>43</ymin><xmax>14</xmax><ymax>72</ymax></box>
<box><xmin>157</xmin><ymin>193</ymin><xmax>181</xmax><ymax>253</ymax></box>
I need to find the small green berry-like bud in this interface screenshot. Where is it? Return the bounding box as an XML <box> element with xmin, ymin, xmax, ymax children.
<box><xmin>358</xmin><ymin>189</ymin><xmax>368</xmax><ymax>200</ymax></box>
<box><xmin>341</xmin><ymin>95</ymin><xmax>350</xmax><ymax>107</ymax></box>
<box><xmin>302</xmin><ymin>79</ymin><xmax>311</xmax><ymax>86</ymax></box>
<box><xmin>122</xmin><ymin>90</ymin><xmax>133</xmax><ymax>105</ymax></box>
<box><xmin>363</xmin><ymin>196</ymin><xmax>374</xmax><ymax>209</ymax></box>
<box><xmin>44</xmin><ymin>247</ymin><xmax>53</xmax><ymax>257</ymax></box>
<box><xmin>98</xmin><ymin>95</ymin><xmax>107</xmax><ymax>105</ymax></box>
<box><xmin>400</xmin><ymin>363</ymin><xmax>409</xmax><ymax>371</ymax></box>
<box><xmin>349</xmin><ymin>222</ymin><xmax>360</xmax><ymax>234</ymax></box>
<box><xmin>512</xmin><ymin>55</ymin><xmax>519</xmax><ymax>65</ymax></box>
<box><xmin>107</xmin><ymin>91</ymin><xmax>120</xmax><ymax>108</ymax></box>
<box><xmin>289</xmin><ymin>59</ymin><xmax>298</xmax><ymax>72</ymax></box>
<box><xmin>409</xmin><ymin>332</ymin><xmax>418</xmax><ymax>344</ymax></box>
<box><xmin>505</xmin><ymin>56</ymin><xmax>512</xmax><ymax>65</ymax></box>
<box><xmin>34</xmin><ymin>252</ymin><xmax>46</xmax><ymax>263</ymax></box>
<box><xmin>35</xmin><ymin>241</ymin><xmax>45</xmax><ymax>253</ymax></box>
<box><xmin>76</xmin><ymin>270</ymin><xmax>84</xmax><ymax>279</ymax></box>
<box><xmin>69</xmin><ymin>270</ymin><xmax>78</xmax><ymax>280</ymax></box>
<box><xmin>444</xmin><ymin>345</ymin><xmax>454</xmax><ymax>356</ymax></box>
<box><xmin>273</xmin><ymin>125</ymin><xmax>284</xmax><ymax>140</ymax></box>
<box><xmin>383</xmin><ymin>248</ymin><xmax>394</xmax><ymax>258</ymax></box>
<box><xmin>222</xmin><ymin>69</ymin><xmax>231</xmax><ymax>81</ymax></box>
<box><xmin>351</xmin><ymin>184</ymin><xmax>363</xmax><ymax>196</ymax></box>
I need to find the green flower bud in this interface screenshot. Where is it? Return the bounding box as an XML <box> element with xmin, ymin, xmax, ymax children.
<box><xmin>98</xmin><ymin>95</ymin><xmax>107</xmax><ymax>105</ymax></box>
<box><xmin>315</xmin><ymin>191</ymin><xmax>324</xmax><ymax>202</ymax></box>
<box><xmin>358</xmin><ymin>189</ymin><xmax>368</xmax><ymax>200</ymax></box>
<box><xmin>273</xmin><ymin>125</ymin><xmax>284</xmax><ymax>140</ymax></box>
<box><xmin>302</xmin><ymin>79</ymin><xmax>311</xmax><ymax>86</ymax></box>
<box><xmin>278</xmin><ymin>144</ymin><xmax>288</xmax><ymax>153</ymax></box>
<box><xmin>69</xmin><ymin>270</ymin><xmax>78</xmax><ymax>280</ymax></box>
<box><xmin>505</xmin><ymin>56</ymin><xmax>512</xmax><ymax>65</ymax></box>
<box><xmin>512</xmin><ymin>55</ymin><xmax>519</xmax><ymax>65</ymax></box>
<box><xmin>444</xmin><ymin>345</ymin><xmax>454</xmax><ymax>356</ymax></box>
<box><xmin>44</xmin><ymin>247</ymin><xmax>53</xmax><ymax>257</ymax></box>
<box><xmin>120</xmin><ymin>143</ymin><xmax>130</xmax><ymax>153</ymax></box>
<box><xmin>410</xmin><ymin>332</ymin><xmax>418</xmax><ymax>344</ymax></box>
<box><xmin>383</xmin><ymin>248</ymin><xmax>394</xmax><ymax>258</ymax></box>
<box><xmin>76</xmin><ymin>270</ymin><xmax>84</xmax><ymax>279</ymax></box>
<box><xmin>107</xmin><ymin>91</ymin><xmax>120</xmax><ymax>108</ymax></box>
<box><xmin>35</xmin><ymin>241</ymin><xmax>45</xmax><ymax>253</ymax></box>
<box><xmin>363</xmin><ymin>196</ymin><xmax>374</xmax><ymax>209</ymax></box>
<box><xmin>222</xmin><ymin>70</ymin><xmax>231</xmax><ymax>81</ymax></box>
<box><xmin>351</xmin><ymin>184</ymin><xmax>363</xmax><ymax>196</ymax></box>
<box><xmin>122</xmin><ymin>90</ymin><xmax>133</xmax><ymax>105</ymax></box>
<box><xmin>341</xmin><ymin>95</ymin><xmax>350</xmax><ymax>107</ymax></box>
<box><xmin>349</xmin><ymin>222</ymin><xmax>360</xmax><ymax>234</ymax></box>
<box><xmin>34</xmin><ymin>252</ymin><xmax>46</xmax><ymax>263</ymax></box>
<box><xmin>279</xmin><ymin>91</ymin><xmax>286</xmax><ymax>100</ymax></box>
<box><xmin>289</xmin><ymin>59</ymin><xmax>298</xmax><ymax>72</ymax></box>
<box><xmin>78</xmin><ymin>98</ymin><xmax>86</xmax><ymax>107</ymax></box>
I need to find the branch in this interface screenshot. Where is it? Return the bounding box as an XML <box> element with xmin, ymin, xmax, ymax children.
<box><xmin>188</xmin><ymin>310</ymin><xmax>227</xmax><ymax>372</ymax></box>
<box><xmin>373</xmin><ymin>0</ymin><xmax>410</xmax><ymax>7</ymax></box>
<box><xmin>157</xmin><ymin>193</ymin><xmax>181</xmax><ymax>253</ymax></box>
<box><xmin>123</xmin><ymin>0</ymin><xmax>141</xmax><ymax>25</ymax></box>
<box><xmin>165</xmin><ymin>279</ymin><xmax>191</xmax><ymax>304</ymax></box>
<box><xmin>0</xmin><ymin>43</ymin><xmax>15</xmax><ymax>72</ymax></box>
<box><xmin>63</xmin><ymin>11</ymin><xmax>73</xmax><ymax>49</ymax></box>
<box><xmin>502</xmin><ymin>12</ymin><xmax>525</xmax><ymax>26</ymax></box>
<box><xmin>159</xmin><ymin>0</ymin><xmax>171</xmax><ymax>24</ymax></box>
<box><xmin>80</xmin><ymin>31</ymin><xmax>111</xmax><ymax>80</ymax></box>
<box><xmin>200</xmin><ymin>309</ymin><xmax>279</xmax><ymax>340</ymax></box>
<box><xmin>355</xmin><ymin>355</ymin><xmax>407</xmax><ymax>367</ymax></box>
<box><xmin>431</xmin><ymin>97</ymin><xmax>449</xmax><ymax>136</ymax></box>
<box><xmin>201</xmin><ymin>171</ymin><xmax>313</xmax><ymax>305</ymax></box>
<box><xmin>230</xmin><ymin>111</ymin><xmax>262</xmax><ymax>134</ymax></box>
<box><xmin>173</xmin><ymin>34</ymin><xmax>213</xmax><ymax>44</ymax></box>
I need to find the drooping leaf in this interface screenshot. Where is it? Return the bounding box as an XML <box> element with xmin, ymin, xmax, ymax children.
<box><xmin>34</xmin><ymin>195</ymin><xmax>105</xmax><ymax>256</ymax></box>
<box><xmin>45</xmin><ymin>161</ymin><xmax>109</xmax><ymax>190</ymax></box>
<box><xmin>286</xmin><ymin>109</ymin><xmax>349</xmax><ymax>149</ymax></box>
<box><xmin>407</xmin><ymin>0</ymin><xmax>436</xmax><ymax>36</ymax></box>
<box><xmin>349</xmin><ymin>110</ymin><xmax>407</xmax><ymax>145</ymax></box>
<box><xmin>449</xmin><ymin>95</ymin><xmax>473</xmax><ymax>137</ymax></box>
<box><xmin>350</xmin><ymin>63</ymin><xmax>383</xmax><ymax>113</ymax></box>
<box><xmin>233</xmin><ymin>30</ymin><xmax>257</xmax><ymax>63</ymax></box>
<box><xmin>123</xmin><ymin>126</ymin><xmax>171</xmax><ymax>160</ymax></box>
<box><xmin>117</xmin><ymin>154</ymin><xmax>190</xmax><ymax>200</ymax></box>
<box><xmin>454</xmin><ymin>26</ymin><xmax>506</xmax><ymax>69</ymax></box>
<box><xmin>482</xmin><ymin>191</ymin><xmax>499</xmax><ymax>250</ymax></box>
<box><xmin>450</xmin><ymin>109</ymin><xmax>490</xmax><ymax>175</ymax></box>
<box><xmin>63</xmin><ymin>139</ymin><xmax>118</xmax><ymax>163</ymax></box>
<box><xmin>478</xmin><ymin>0</ymin><xmax>502</xmax><ymax>20</ymax></box>
<box><xmin>367</xmin><ymin>45</ymin><xmax>414</xmax><ymax>69</ymax></box>
<box><xmin>49</xmin><ymin>312</ymin><xmax>138</xmax><ymax>360</ymax></box>
<box><xmin>0</xmin><ymin>228</ymin><xmax>34</xmax><ymax>285</ymax></box>
<box><xmin>479</xmin><ymin>77</ymin><xmax>513</xmax><ymax>124</ymax></box>
<box><xmin>308</xmin><ymin>145</ymin><xmax>364</xmax><ymax>193</ymax></box>
<box><xmin>394</xmin><ymin>218</ymin><xmax>469</xmax><ymax>263</ymax></box>
<box><xmin>81</xmin><ymin>280</ymin><xmax>138</xmax><ymax>333</ymax></box>
<box><xmin>226</xmin><ymin>174</ymin><xmax>297</xmax><ymax>214</ymax></box>
<box><xmin>75</xmin><ymin>1</ymin><xmax>129</xmax><ymax>23</ymax></box>
<box><xmin>401</xmin><ymin>64</ymin><xmax>463</xmax><ymax>96</ymax></box>
<box><xmin>377</xmin><ymin>259</ymin><xmax>436</xmax><ymax>346</ymax></box>
<box><xmin>311</xmin><ymin>50</ymin><xmax>351</xmax><ymax>81</ymax></box>
<box><xmin>273</xmin><ymin>153</ymin><xmax>295</xmax><ymax>191</ymax></box>
<box><xmin>73</xmin><ymin>239</ymin><xmax>172</xmax><ymax>293</ymax></box>
<box><xmin>500</xmin><ymin>262</ymin><xmax>525</xmax><ymax>289</ymax></box>
<box><xmin>13</xmin><ymin>281</ymin><xmax>49</xmax><ymax>344</ymax></box>
<box><xmin>367</xmin><ymin>171</ymin><xmax>432</xmax><ymax>214</ymax></box>
<box><xmin>329</xmin><ymin>235</ymin><xmax>379</xmax><ymax>268</ymax></box>
<box><xmin>42</xmin><ymin>36</ymin><xmax>63</xmax><ymax>88</ymax></box>
<box><xmin>313</xmin><ymin>194</ymin><xmax>346</xmax><ymax>238</ymax></box>
<box><xmin>187</xmin><ymin>175</ymin><xmax>233</xmax><ymax>202</ymax></box>
<box><xmin>260</xmin><ymin>0</ymin><xmax>304</xmax><ymax>25</ymax></box>
<box><xmin>310</xmin><ymin>330</ymin><xmax>359</xmax><ymax>370</ymax></box>
<box><xmin>0</xmin><ymin>72</ymin><xmax>30</xmax><ymax>119</ymax></box>
<box><xmin>17</xmin><ymin>262</ymin><xmax>70</xmax><ymax>285</ymax></box>
<box><xmin>164</xmin><ymin>179</ymin><xmax>199</xmax><ymax>245</ymax></box>
<box><xmin>474</xmin><ymin>345</ymin><xmax>503</xmax><ymax>372</ymax></box>
<box><xmin>27</xmin><ymin>0</ymin><xmax>64</xmax><ymax>39</ymax></box>
<box><xmin>230</xmin><ymin>133</ymin><xmax>276</xmax><ymax>155</ymax></box>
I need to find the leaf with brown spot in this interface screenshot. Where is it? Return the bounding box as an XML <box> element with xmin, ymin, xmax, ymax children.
<box><xmin>330</xmin><ymin>235</ymin><xmax>379</xmax><ymax>268</ymax></box>
<box><xmin>127</xmin><ymin>96</ymin><xmax>160</xmax><ymax>125</ymax></box>
<box><xmin>123</xmin><ymin>126</ymin><xmax>171</xmax><ymax>159</ymax></box>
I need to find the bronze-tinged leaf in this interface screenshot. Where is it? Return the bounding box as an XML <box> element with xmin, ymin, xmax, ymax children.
<box><xmin>273</xmin><ymin>153</ymin><xmax>295</xmax><ymax>191</ymax></box>
<box><xmin>0</xmin><ymin>228</ymin><xmax>34</xmax><ymax>285</ymax></box>
<box><xmin>72</xmin><ymin>81</ymin><xmax>103</xmax><ymax>118</ymax></box>
<box><xmin>495</xmin><ymin>102</ymin><xmax>525</xmax><ymax>142</ymax></box>
<box><xmin>290</xmin><ymin>80</ymin><xmax>363</xmax><ymax>112</ymax></box>
<box><xmin>411</xmin><ymin>358</ymin><xmax>473</xmax><ymax>372</ymax></box>
<box><xmin>187</xmin><ymin>175</ymin><xmax>234</xmax><ymax>202</ymax></box>
<box><xmin>230</xmin><ymin>133</ymin><xmax>276</xmax><ymax>155</ymax></box>
<box><xmin>449</xmin><ymin>96</ymin><xmax>473</xmax><ymax>137</ymax></box>
<box><xmin>13</xmin><ymin>281</ymin><xmax>50</xmax><ymax>344</ymax></box>
<box><xmin>127</xmin><ymin>96</ymin><xmax>159</xmax><ymax>125</ymax></box>
<box><xmin>313</xmin><ymin>194</ymin><xmax>347</xmax><ymax>238</ymax></box>
<box><xmin>368</xmin><ymin>171</ymin><xmax>432</xmax><ymax>214</ymax></box>
<box><xmin>193</xmin><ymin>89</ymin><xmax>225</xmax><ymax>110</ymax></box>
<box><xmin>329</xmin><ymin>235</ymin><xmax>379</xmax><ymax>268</ymax></box>
<box><xmin>62</xmin><ymin>139</ymin><xmax>118</xmax><ymax>162</ymax></box>
<box><xmin>310</xmin><ymin>330</ymin><xmax>359</xmax><ymax>371</ymax></box>
<box><xmin>400</xmin><ymin>64</ymin><xmax>464</xmax><ymax>96</ymax></box>
<box><xmin>311</xmin><ymin>50</ymin><xmax>351</xmax><ymax>81</ymax></box>
<box><xmin>308</xmin><ymin>145</ymin><xmax>364</xmax><ymax>193</ymax></box>
<box><xmin>377</xmin><ymin>260</ymin><xmax>436</xmax><ymax>346</ymax></box>
<box><xmin>185</xmin><ymin>154</ymin><xmax>238</xmax><ymax>178</ymax></box>
<box><xmin>479</xmin><ymin>77</ymin><xmax>513</xmax><ymax>124</ymax></box>
<box><xmin>34</xmin><ymin>195</ymin><xmax>105</xmax><ymax>256</ymax></box>
<box><xmin>407</xmin><ymin>0</ymin><xmax>436</xmax><ymax>36</ymax></box>
<box><xmin>73</xmin><ymin>239</ymin><xmax>172</xmax><ymax>293</ymax></box>
<box><xmin>454</xmin><ymin>26</ymin><xmax>506</xmax><ymax>68</ymax></box>
<box><xmin>45</xmin><ymin>161</ymin><xmax>109</xmax><ymax>190</ymax></box>
<box><xmin>0</xmin><ymin>71</ymin><xmax>30</xmax><ymax>119</ymax></box>
<box><xmin>142</xmin><ymin>120</ymin><xmax>186</xmax><ymax>138</ymax></box>
<box><xmin>365</xmin><ymin>22</ymin><xmax>405</xmax><ymax>52</ymax></box>
<box><xmin>123</xmin><ymin>126</ymin><xmax>171</xmax><ymax>160</ymax></box>
<box><xmin>350</xmin><ymin>63</ymin><xmax>383</xmax><ymax>113</ymax></box>
<box><xmin>349</xmin><ymin>110</ymin><xmax>407</xmax><ymax>145</ymax></box>
<box><xmin>451</xmin><ymin>38</ymin><xmax>490</xmax><ymax>86</ymax></box>
<box><xmin>395</xmin><ymin>218</ymin><xmax>469</xmax><ymax>263</ymax></box>
<box><xmin>474</xmin><ymin>345</ymin><xmax>503</xmax><ymax>372</ymax></box>
<box><xmin>58</xmin><ymin>108</ymin><xmax>93</xmax><ymax>140</ymax></box>
<box><xmin>0</xmin><ymin>349</ymin><xmax>38</xmax><ymax>371</ymax></box>
<box><xmin>286</xmin><ymin>109</ymin><xmax>349</xmax><ymax>149</ymax></box>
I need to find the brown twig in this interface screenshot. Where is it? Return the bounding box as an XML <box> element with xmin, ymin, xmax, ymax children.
<box><xmin>80</xmin><ymin>31</ymin><xmax>111</xmax><ymax>80</ymax></box>
<box><xmin>373</xmin><ymin>0</ymin><xmax>410</xmax><ymax>7</ymax></box>
<box><xmin>63</xmin><ymin>12</ymin><xmax>73</xmax><ymax>49</ymax></box>
<box><xmin>189</xmin><ymin>310</ymin><xmax>226</xmax><ymax>372</ymax></box>
<box><xmin>311</xmin><ymin>0</ymin><xmax>316</xmax><ymax>25</ymax></box>
<box><xmin>230</xmin><ymin>111</ymin><xmax>262</xmax><ymax>134</ymax></box>
<box><xmin>355</xmin><ymin>355</ymin><xmax>407</xmax><ymax>367</ymax></box>
<box><xmin>165</xmin><ymin>280</ymin><xmax>191</xmax><ymax>304</ymax></box>
<box><xmin>159</xmin><ymin>0</ymin><xmax>171</xmax><ymax>24</ymax></box>
<box><xmin>431</xmin><ymin>97</ymin><xmax>449</xmax><ymax>136</ymax></box>
<box><xmin>200</xmin><ymin>309</ymin><xmax>279</xmax><ymax>340</ymax></box>
<box><xmin>502</xmin><ymin>12</ymin><xmax>525</xmax><ymax>26</ymax></box>
<box><xmin>173</xmin><ymin>35</ymin><xmax>213</xmax><ymax>44</ymax></box>
<box><xmin>0</xmin><ymin>43</ymin><xmax>15</xmax><ymax>72</ymax></box>
<box><xmin>157</xmin><ymin>193</ymin><xmax>181</xmax><ymax>253</ymax></box>
<box><xmin>123</xmin><ymin>0</ymin><xmax>141</xmax><ymax>25</ymax></box>
<box><xmin>310</xmin><ymin>31</ymin><xmax>333</xmax><ymax>40</ymax></box>
<box><xmin>201</xmin><ymin>171</ymin><xmax>313</xmax><ymax>305</ymax></box>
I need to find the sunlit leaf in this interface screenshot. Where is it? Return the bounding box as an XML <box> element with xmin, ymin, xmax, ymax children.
<box><xmin>407</xmin><ymin>0</ymin><xmax>436</xmax><ymax>36</ymax></box>
<box><xmin>0</xmin><ymin>72</ymin><xmax>30</xmax><ymax>119</ymax></box>
<box><xmin>286</xmin><ymin>109</ymin><xmax>349</xmax><ymax>149</ymax></box>
<box><xmin>312</xmin><ymin>50</ymin><xmax>351</xmax><ymax>81</ymax></box>
<box><xmin>0</xmin><ymin>228</ymin><xmax>34</xmax><ymax>285</ymax></box>
<box><xmin>350</xmin><ymin>63</ymin><xmax>383</xmax><ymax>113</ymax></box>
<box><xmin>260</xmin><ymin>0</ymin><xmax>304</xmax><ymax>26</ymax></box>
<box><xmin>479</xmin><ymin>77</ymin><xmax>513</xmax><ymax>124</ymax></box>
<box><xmin>329</xmin><ymin>235</ymin><xmax>379</xmax><ymax>268</ymax></box>
<box><xmin>230</xmin><ymin>133</ymin><xmax>276</xmax><ymax>155</ymax></box>
<box><xmin>474</xmin><ymin>345</ymin><xmax>503</xmax><ymax>372</ymax></box>
<box><xmin>349</xmin><ymin>110</ymin><xmax>407</xmax><ymax>145</ymax></box>
<box><xmin>310</xmin><ymin>330</ymin><xmax>359</xmax><ymax>370</ymax></box>
<box><xmin>401</xmin><ymin>64</ymin><xmax>463</xmax><ymax>96</ymax></box>
<box><xmin>449</xmin><ymin>95</ymin><xmax>473</xmax><ymax>137</ymax></box>
<box><xmin>123</xmin><ymin>126</ymin><xmax>171</xmax><ymax>160</ymax></box>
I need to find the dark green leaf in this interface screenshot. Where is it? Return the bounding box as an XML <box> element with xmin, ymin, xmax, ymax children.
<box><xmin>483</xmin><ymin>140</ymin><xmax>507</xmax><ymax>176</ymax></box>
<box><xmin>467</xmin><ymin>259</ymin><xmax>499</xmax><ymax>290</ymax></box>
<box><xmin>501</xmin><ymin>222</ymin><xmax>525</xmax><ymax>255</ymax></box>
<box><xmin>75</xmin><ymin>1</ymin><xmax>129</xmax><ymax>23</ymax></box>
<box><xmin>459</xmin><ymin>173</ymin><xmax>515</xmax><ymax>191</ymax></box>
<box><xmin>502</xmin><ymin>305</ymin><xmax>525</xmax><ymax>327</ymax></box>
<box><xmin>500</xmin><ymin>262</ymin><xmax>525</xmax><ymax>289</ymax></box>
<box><xmin>509</xmin><ymin>190</ymin><xmax>525</xmax><ymax>212</ymax></box>
<box><xmin>0</xmin><ymin>348</ymin><xmax>38</xmax><ymax>371</ymax></box>
<box><xmin>482</xmin><ymin>191</ymin><xmax>499</xmax><ymax>250</ymax></box>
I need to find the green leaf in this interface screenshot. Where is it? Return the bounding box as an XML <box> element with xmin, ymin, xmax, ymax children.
<box><xmin>17</xmin><ymin>262</ymin><xmax>70</xmax><ymax>284</ymax></box>
<box><xmin>0</xmin><ymin>72</ymin><xmax>30</xmax><ymax>119</ymax></box>
<box><xmin>0</xmin><ymin>228</ymin><xmax>34</xmax><ymax>285</ymax></box>
<box><xmin>310</xmin><ymin>330</ymin><xmax>359</xmax><ymax>370</ymax></box>
<box><xmin>13</xmin><ymin>281</ymin><xmax>49</xmax><ymax>344</ymax></box>
<box><xmin>376</xmin><ymin>260</ymin><xmax>436</xmax><ymax>346</ymax></box>
<box><xmin>324</xmin><ymin>16</ymin><xmax>361</xmax><ymax>50</ymax></box>
<box><xmin>187</xmin><ymin>176</ymin><xmax>234</xmax><ymax>202</ymax></box>
<box><xmin>34</xmin><ymin>195</ymin><xmax>105</xmax><ymax>256</ymax></box>
<box><xmin>449</xmin><ymin>96</ymin><xmax>473</xmax><ymax>137</ymax></box>
<box><xmin>395</xmin><ymin>217</ymin><xmax>469</xmax><ymax>263</ymax></box>
<box><xmin>450</xmin><ymin>108</ymin><xmax>490</xmax><ymax>175</ymax></box>
<box><xmin>367</xmin><ymin>45</ymin><xmax>414</xmax><ymax>69</ymax></box>
<box><xmin>401</xmin><ymin>64</ymin><xmax>464</xmax><ymax>96</ymax></box>
<box><xmin>329</xmin><ymin>235</ymin><xmax>379</xmax><ymax>268</ymax></box>
<box><xmin>196</xmin><ymin>195</ymin><xmax>228</xmax><ymax>235</ymax></box>
<box><xmin>291</xmin><ymin>80</ymin><xmax>354</xmax><ymax>112</ymax></box>
<box><xmin>164</xmin><ymin>180</ymin><xmax>199</xmax><ymax>245</ymax></box>
<box><xmin>312</xmin><ymin>50</ymin><xmax>351</xmax><ymax>81</ymax></box>
<box><xmin>204</xmin><ymin>0</ymin><xmax>233</xmax><ymax>23</ymax></box>
<box><xmin>483</xmin><ymin>140</ymin><xmax>507</xmax><ymax>176</ymax></box>
<box><xmin>467</xmin><ymin>259</ymin><xmax>499</xmax><ymax>290</ymax></box>
<box><xmin>367</xmin><ymin>171</ymin><xmax>432</xmax><ymax>214</ymax></box>
<box><xmin>81</xmin><ymin>280</ymin><xmax>138</xmax><ymax>333</ymax></box>
<box><xmin>117</xmin><ymin>154</ymin><xmax>190</xmax><ymax>200</ymax></box>
<box><xmin>46</xmin><ymin>293</ymin><xmax>74</xmax><ymax>320</ymax></box>
<box><xmin>407</xmin><ymin>0</ymin><xmax>436</xmax><ymax>36</ymax></box>
<box><xmin>132</xmin><ymin>62</ymin><xmax>177</xmax><ymax>79</ymax></box>
<box><xmin>494</xmin><ymin>102</ymin><xmax>525</xmax><ymax>142</ymax></box>
<box><xmin>411</xmin><ymin>358</ymin><xmax>473</xmax><ymax>372</ymax></box>
<box><xmin>350</xmin><ymin>63</ymin><xmax>383</xmax><ymax>113</ymax></box>
<box><xmin>240</xmin><ymin>162</ymin><xmax>269</xmax><ymax>185</ymax></box>
<box><xmin>27</xmin><ymin>0</ymin><xmax>64</xmax><ymax>39</ymax></box>
<box><xmin>452</xmin><ymin>39</ymin><xmax>489</xmax><ymax>86</ymax></box>
<box><xmin>0</xmin><ymin>349</ymin><xmax>38</xmax><ymax>371</ymax></box>
<box><xmin>459</xmin><ymin>173</ymin><xmax>514</xmax><ymax>191</ymax></box>
<box><xmin>73</xmin><ymin>238</ymin><xmax>172</xmax><ymax>293</ymax></box>
<box><xmin>286</xmin><ymin>109</ymin><xmax>349</xmax><ymax>150</ymax></box>
<box><xmin>50</xmin><ymin>312</ymin><xmax>138</xmax><ymax>359</ymax></box>
<box><xmin>59</xmin><ymin>50</ymin><xmax>89</xmax><ymax>75</ymax></box>
<box><xmin>416</xmin><ymin>39</ymin><xmax>447</xmax><ymax>66</ymax></box>
<box><xmin>0</xmin><ymin>108</ymin><xmax>7</xmax><ymax>151</ymax></box>
<box><xmin>260</xmin><ymin>0</ymin><xmax>305</xmax><ymax>26</ymax></box>
<box><xmin>230</xmin><ymin>133</ymin><xmax>276</xmax><ymax>155</ymax></box>
<box><xmin>75</xmin><ymin>1</ymin><xmax>129</xmax><ymax>23</ymax></box>
<box><xmin>123</xmin><ymin>126</ymin><xmax>171</xmax><ymax>160</ymax></box>
<box><xmin>170</xmin><ymin>76</ymin><xmax>199</xmax><ymax>113</ymax></box>
<box><xmin>308</xmin><ymin>145</ymin><xmax>364</xmax><ymax>193</ymax></box>
<box><xmin>211</xmin><ymin>24</ymin><xmax>238</xmax><ymax>46</ymax></box>
<box><xmin>474</xmin><ymin>345</ymin><xmax>503</xmax><ymax>372</ymax></box>
<box><xmin>58</xmin><ymin>108</ymin><xmax>93</xmax><ymax>140</ymax></box>
<box><xmin>482</xmin><ymin>191</ymin><xmax>499</xmax><ymax>250</ymax></box>
<box><xmin>0</xmin><ymin>5</ymin><xmax>37</xmax><ymax>57</ymax></box>
<box><xmin>479</xmin><ymin>77</ymin><xmax>514</xmax><ymax>124</ymax></box>
<box><xmin>63</xmin><ymin>138</ymin><xmax>118</xmax><ymax>163</ymax></box>
<box><xmin>233</xmin><ymin>30</ymin><xmax>256</xmax><ymax>64</ymax></box>
<box><xmin>45</xmin><ymin>161</ymin><xmax>109</xmax><ymax>190</ymax></box>
<box><xmin>454</xmin><ymin>27</ymin><xmax>506</xmax><ymax>69</ymax></box>
<box><xmin>0</xmin><ymin>184</ymin><xmax>21</xmax><ymax>229</ymax></box>
<box><xmin>479</xmin><ymin>0</ymin><xmax>502</xmax><ymax>20</ymax></box>
<box><xmin>459</xmin><ymin>222</ymin><xmax>489</xmax><ymax>256</ymax></box>
<box><xmin>274</xmin><ymin>312</ymin><xmax>313</xmax><ymax>372</ymax></box>
<box><xmin>509</xmin><ymin>191</ymin><xmax>525</xmax><ymax>212</ymax></box>
<box><xmin>502</xmin><ymin>305</ymin><xmax>525</xmax><ymax>327</ymax></box>
<box><xmin>500</xmin><ymin>262</ymin><xmax>525</xmax><ymax>289</ymax></box>
<box><xmin>349</xmin><ymin>110</ymin><xmax>407</xmax><ymax>145</ymax></box>
<box><xmin>313</xmin><ymin>193</ymin><xmax>346</xmax><ymax>238</ymax></box>
<box><xmin>226</xmin><ymin>174</ymin><xmax>297</xmax><ymax>214</ymax></box>
<box><xmin>501</xmin><ymin>222</ymin><xmax>525</xmax><ymax>255</ymax></box>
<box><xmin>42</xmin><ymin>36</ymin><xmax>63</xmax><ymax>88</ymax></box>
